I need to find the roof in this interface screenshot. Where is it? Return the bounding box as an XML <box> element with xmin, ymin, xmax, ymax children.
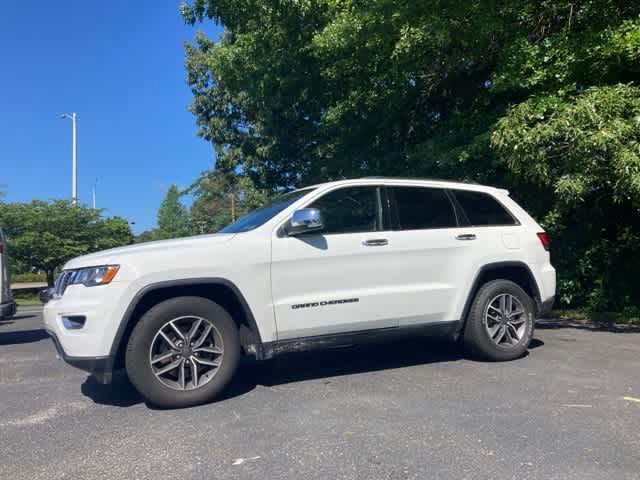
<box><xmin>304</xmin><ymin>177</ymin><xmax>507</xmax><ymax>194</ymax></box>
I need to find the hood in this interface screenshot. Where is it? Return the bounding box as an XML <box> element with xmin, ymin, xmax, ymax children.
<box><xmin>64</xmin><ymin>233</ymin><xmax>236</xmax><ymax>270</ymax></box>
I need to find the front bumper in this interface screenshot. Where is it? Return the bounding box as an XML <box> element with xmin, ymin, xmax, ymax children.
<box><xmin>0</xmin><ymin>300</ymin><xmax>16</xmax><ymax>319</ymax></box>
<box><xmin>46</xmin><ymin>328</ymin><xmax>113</xmax><ymax>383</ymax></box>
<box><xmin>42</xmin><ymin>281</ymin><xmax>132</xmax><ymax>384</ymax></box>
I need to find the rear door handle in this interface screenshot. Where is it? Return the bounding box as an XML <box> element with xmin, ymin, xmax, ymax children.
<box><xmin>362</xmin><ymin>238</ymin><xmax>389</xmax><ymax>247</ymax></box>
<box><xmin>455</xmin><ymin>233</ymin><xmax>476</xmax><ymax>241</ymax></box>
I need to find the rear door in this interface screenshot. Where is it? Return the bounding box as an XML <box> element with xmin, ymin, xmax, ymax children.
<box><xmin>447</xmin><ymin>188</ymin><xmax>522</xmax><ymax>318</ymax></box>
<box><xmin>382</xmin><ymin>185</ymin><xmax>478</xmax><ymax>325</ymax></box>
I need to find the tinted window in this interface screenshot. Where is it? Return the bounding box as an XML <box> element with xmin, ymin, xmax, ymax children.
<box><xmin>392</xmin><ymin>187</ymin><xmax>457</xmax><ymax>230</ymax></box>
<box><xmin>452</xmin><ymin>190</ymin><xmax>517</xmax><ymax>226</ymax></box>
<box><xmin>309</xmin><ymin>187</ymin><xmax>383</xmax><ymax>234</ymax></box>
<box><xmin>221</xmin><ymin>188</ymin><xmax>315</xmax><ymax>233</ymax></box>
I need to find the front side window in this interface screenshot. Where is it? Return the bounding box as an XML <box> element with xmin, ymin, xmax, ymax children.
<box><xmin>220</xmin><ymin>188</ymin><xmax>315</xmax><ymax>233</ymax></box>
<box><xmin>308</xmin><ymin>186</ymin><xmax>384</xmax><ymax>234</ymax></box>
<box><xmin>452</xmin><ymin>190</ymin><xmax>517</xmax><ymax>226</ymax></box>
<box><xmin>390</xmin><ymin>187</ymin><xmax>457</xmax><ymax>230</ymax></box>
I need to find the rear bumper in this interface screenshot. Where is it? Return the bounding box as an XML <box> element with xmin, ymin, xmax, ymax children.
<box><xmin>0</xmin><ymin>300</ymin><xmax>16</xmax><ymax>319</ymax></box>
<box><xmin>46</xmin><ymin>328</ymin><xmax>113</xmax><ymax>384</ymax></box>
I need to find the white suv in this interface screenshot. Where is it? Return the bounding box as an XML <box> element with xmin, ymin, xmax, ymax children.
<box><xmin>43</xmin><ymin>178</ymin><xmax>555</xmax><ymax>407</ymax></box>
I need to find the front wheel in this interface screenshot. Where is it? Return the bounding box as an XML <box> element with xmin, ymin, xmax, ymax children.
<box><xmin>463</xmin><ymin>280</ymin><xmax>535</xmax><ymax>361</ymax></box>
<box><xmin>125</xmin><ymin>296</ymin><xmax>240</xmax><ymax>408</ymax></box>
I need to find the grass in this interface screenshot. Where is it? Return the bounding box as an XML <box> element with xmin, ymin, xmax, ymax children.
<box><xmin>12</xmin><ymin>291</ymin><xmax>42</xmax><ymax>306</ymax></box>
<box><xmin>553</xmin><ymin>308</ymin><xmax>640</xmax><ymax>326</ymax></box>
<box><xmin>11</xmin><ymin>273</ymin><xmax>47</xmax><ymax>283</ymax></box>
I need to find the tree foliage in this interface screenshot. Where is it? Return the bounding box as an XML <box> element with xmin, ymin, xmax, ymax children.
<box><xmin>182</xmin><ymin>0</ymin><xmax>640</xmax><ymax>310</ymax></box>
<box><xmin>189</xmin><ymin>172</ymin><xmax>270</xmax><ymax>233</ymax></box>
<box><xmin>493</xmin><ymin>84</ymin><xmax>640</xmax><ymax>308</ymax></box>
<box><xmin>156</xmin><ymin>185</ymin><xmax>191</xmax><ymax>240</ymax></box>
<box><xmin>134</xmin><ymin>229</ymin><xmax>159</xmax><ymax>244</ymax></box>
<box><xmin>0</xmin><ymin>200</ymin><xmax>133</xmax><ymax>285</ymax></box>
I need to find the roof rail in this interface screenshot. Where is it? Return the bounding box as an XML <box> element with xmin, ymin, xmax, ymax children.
<box><xmin>360</xmin><ymin>176</ymin><xmax>479</xmax><ymax>184</ymax></box>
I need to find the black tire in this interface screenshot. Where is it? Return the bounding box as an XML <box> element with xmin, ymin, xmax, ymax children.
<box><xmin>125</xmin><ymin>296</ymin><xmax>240</xmax><ymax>408</ymax></box>
<box><xmin>463</xmin><ymin>279</ymin><xmax>535</xmax><ymax>361</ymax></box>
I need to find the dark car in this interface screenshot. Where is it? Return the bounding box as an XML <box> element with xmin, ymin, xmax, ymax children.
<box><xmin>0</xmin><ymin>227</ymin><xmax>17</xmax><ymax>320</ymax></box>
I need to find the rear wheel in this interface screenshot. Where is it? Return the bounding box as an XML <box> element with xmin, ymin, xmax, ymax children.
<box><xmin>463</xmin><ymin>279</ymin><xmax>534</xmax><ymax>361</ymax></box>
<box><xmin>126</xmin><ymin>296</ymin><xmax>240</xmax><ymax>408</ymax></box>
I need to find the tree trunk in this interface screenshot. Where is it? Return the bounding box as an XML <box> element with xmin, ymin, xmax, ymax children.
<box><xmin>231</xmin><ymin>192</ymin><xmax>236</xmax><ymax>222</ymax></box>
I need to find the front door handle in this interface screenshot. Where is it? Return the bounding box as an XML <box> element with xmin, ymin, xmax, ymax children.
<box><xmin>362</xmin><ymin>238</ymin><xmax>389</xmax><ymax>247</ymax></box>
<box><xmin>455</xmin><ymin>233</ymin><xmax>477</xmax><ymax>241</ymax></box>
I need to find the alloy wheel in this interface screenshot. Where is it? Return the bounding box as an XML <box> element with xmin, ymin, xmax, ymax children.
<box><xmin>149</xmin><ymin>316</ymin><xmax>224</xmax><ymax>391</ymax></box>
<box><xmin>483</xmin><ymin>293</ymin><xmax>527</xmax><ymax>347</ymax></box>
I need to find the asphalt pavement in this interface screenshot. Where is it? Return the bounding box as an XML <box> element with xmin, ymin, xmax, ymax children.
<box><xmin>1</xmin><ymin>307</ymin><xmax>639</xmax><ymax>480</ymax></box>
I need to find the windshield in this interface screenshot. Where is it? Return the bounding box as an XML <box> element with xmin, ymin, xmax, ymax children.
<box><xmin>220</xmin><ymin>188</ymin><xmax>315</xmax><ymax>233</ymax></box>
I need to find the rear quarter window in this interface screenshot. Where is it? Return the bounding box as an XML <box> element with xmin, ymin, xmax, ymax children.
<box><xmin>452</xmin><ymin>190</ymin><xmax>518</xmax><ymax>226</ymax></box>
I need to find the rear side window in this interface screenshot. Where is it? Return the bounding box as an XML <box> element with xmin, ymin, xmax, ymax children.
<box><xmin>452</xmin><ymin>190</ymin><xmax>517</xmax><ymax>226</ymax></box>
<box><xmin>390</xmin><ymin>187</ymin><xmax>457</xmax><ymax>230</ymax></box>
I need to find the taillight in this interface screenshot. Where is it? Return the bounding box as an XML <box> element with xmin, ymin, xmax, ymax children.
<box><xmin>537</xmin><ymin>232</ymin><xmax>550</xmax><ymax>251</ymax></box>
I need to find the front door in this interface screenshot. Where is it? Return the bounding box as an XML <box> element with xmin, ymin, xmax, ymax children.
<box><xmin>270</xmin><ymin>185</ymin><xmax>401</xmax><ymax>340</ymax></box>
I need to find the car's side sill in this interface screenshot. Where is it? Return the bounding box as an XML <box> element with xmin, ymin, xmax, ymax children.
<box><xmin>262</xmin><ymin>320</ymin><xmax>461</xmax><ymax>359</ymax></box>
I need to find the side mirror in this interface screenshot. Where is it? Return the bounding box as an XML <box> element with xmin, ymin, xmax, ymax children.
<box><xmin>286</xmin><ymin>208</ymin><xmax>324</xmax><ymax>236</ymax></box>
<box><xmin>39</xmin><ymin>288</ymin><xmax>54</xmax><ymax>304</ymax></box>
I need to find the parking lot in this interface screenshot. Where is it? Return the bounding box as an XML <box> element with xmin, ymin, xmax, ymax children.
<box><xmin>1</xmin><ymin>307</ymin><xmax>639</xmax><ymax>480</ymax></box>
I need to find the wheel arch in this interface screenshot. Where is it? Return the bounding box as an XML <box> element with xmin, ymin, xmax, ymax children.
<box><xmin>459</xmin><ymin>261</ymin><xmax>542</xmax><ymax>332</ymax></box>
<box><xmin>110</xmin><ymin>278</ymin><xmax>264</xmax><ymax>369</ymax></box>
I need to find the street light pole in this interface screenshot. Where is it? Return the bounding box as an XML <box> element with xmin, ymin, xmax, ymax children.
<box><xmin>61</xmin><ymin>113</ymin><xmax>78</xmax><ymax>204</ymax></box>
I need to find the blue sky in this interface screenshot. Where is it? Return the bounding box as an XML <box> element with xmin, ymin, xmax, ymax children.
<box><xmin>0</xmin><ymin>1</ymin><xmax>223</xmax><ymax>233</ymax></box>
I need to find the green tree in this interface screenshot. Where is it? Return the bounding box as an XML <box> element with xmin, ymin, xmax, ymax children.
<box><xmin>0</xmin><ymin>200</ymin><xmax>133</xmax><ymax>285</ymax></box>
<box><xmin>134</xmin><ymin>229</ymin><xmax>159</xmax><ymax>244</ymax></box>
<box><xmin>189</xmin><ymin>171</ymin><xmax>270</xmax><ymax>233</ymax></box>
<box><xmin>182</xmin><ymin>0</ymin><xmax>640</xmax><ymax>310</ymax></box>
<box><xmin>156</xmin><ymin>185</ymin><xmax>191</xmax><ymax>239</ymax></box>
<box><xmin>493</xmin><ymin>85</ymin><xmax>640</xmax><ymax>309</ymax></box>
<box><xmin>182</xmin><ymin>0</ymin><xmax>520</xmax><ymax>187</ymax></box>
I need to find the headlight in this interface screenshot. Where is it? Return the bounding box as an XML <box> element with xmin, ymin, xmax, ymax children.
<box><xmin>67</xmin><ymin>265</ymin><xmax>120</xmax><ymax>287</ymax></box>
